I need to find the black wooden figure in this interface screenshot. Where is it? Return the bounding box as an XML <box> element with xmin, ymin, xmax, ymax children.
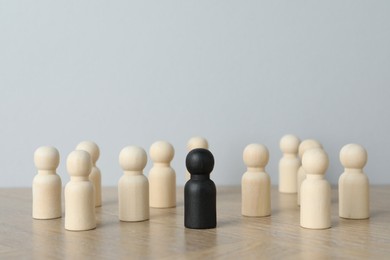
<box><xmin>184</xmin><ymin>148</ymin><xmax>216</xmax><ymax>229</ymax></box>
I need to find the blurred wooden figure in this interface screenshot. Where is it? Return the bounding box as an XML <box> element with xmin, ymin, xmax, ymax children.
<box><xmin>149</xmin><ymin>141</ymin><xmax>176</xmax><ymax>208</ymax></box>
<box><xmin>186</xmin><ymin>136</ymin><xmax>209</xmax><ymax>181</ymax></box>
<box><xmin>118</xmin><ymin>146</ymin><xmax>149</xmax><ymax>222</ymax></box>
<box><xmin>76</xmin><ymin>141</ymin><xmax>101</xmax><ymax>207</ymax></box>
<box><xmin>339</xmin><ymin>144</ymin><xmax>369</xmax><ymax>219</ymax></box>
<box><xmin>279</xmin><ymin>134</ymin><xmax>300</xmax><ymax>193</ymax></box>
<box><xmin>300</xmin><ymin>148</ymin><xmax>331</xmax><ymax>229</ymax></box>
<box><xmin>241</xmin><ymin>144</ymin><xmax>271</xmax><ymax>217</ymax></box>
<box><xmin>33</xmin><ymin>146</ymin><xmax>62</xmax><ymax>219</ymax></box>
<box><xmin>297</xmin><ymin>139</ymin><xmax>322</xmax><ymax>205</ymax></box>
<box><xmin>65</xmin><ymin>150</ymin><xmax>96</xmax><ymax>231</ymax></box>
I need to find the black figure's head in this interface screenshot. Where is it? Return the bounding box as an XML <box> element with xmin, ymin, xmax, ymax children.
<box><xmin>186</xmin><ymin>148</ymin><xmax>214</xmax><ymax>175</ymax></box>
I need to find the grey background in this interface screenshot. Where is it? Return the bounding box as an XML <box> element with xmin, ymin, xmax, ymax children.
<box><xmin>1</xmin><ymin>1</ymin><xmax>389</xmax><ymax>187</ymax></box>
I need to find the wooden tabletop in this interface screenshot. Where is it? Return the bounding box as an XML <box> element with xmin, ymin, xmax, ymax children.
<box><xmin>1</xmin><ymin>186</ymin><xmax>389</xmax><ymax>259</ymax></box>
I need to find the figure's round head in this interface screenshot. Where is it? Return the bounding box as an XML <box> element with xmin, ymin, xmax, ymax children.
<box><xmin>149</xmin><ymin>141</ymin><xmax>174</xmax><ymax>163</ymax></box>
<box><xmin>76</xmin><ymin>141</ymin><xmax>100</xmax><ymax>164</ymax></box>
<box><xmin>187</xmin><ymin>136</ymin><xmax>209</xmax><ymax>151</ymax></box>
<box><xmin>298</xmin><ymin>139</ymin><xmax>322</xmax><ymax>158</ymax></box>
<box><xmin>279</xmin><ymin>134</ymin><xmax>300</xmax><ymax>154</ymax></box>
<box><xmin>302</xmin><ymin>148</ymin><xmax>329</xmax><ymax>175</ymax></box>
<box><xmin>186</xmin><ymin>148</ymin><xmax>214</xmax><ymax>175</ymax></box>
<box><xmin>66</xmin><ymin>150</ymin><xmax>92</xmax><ymax>177</ymax></box>
<box><xmin>340</xmin><ymin>143</ymin><xmax>367</xmax><ymax>169</ymax></box>
<box><xmin>34</xmin><ymin>146</ymin><xmax>60</xmax><ymax>170</ymax></box>
<box><xmin>243</xmin><ymin>144</ymin><xmax>269</xmax><ymax>168</ymax></box>
<box><xmin>119</xmin><ymin>146</ymin><xmax>147</xmax><ymax>171</ymax></box>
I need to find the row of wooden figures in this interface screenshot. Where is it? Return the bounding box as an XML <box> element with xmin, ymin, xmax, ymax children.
<box><xmin>32</xmin><ymin>138</ymin><xmax>211</xmax><ymax>230</ymax></box>
<box><xmin>244</xmin><ymin>135</ymin><xmax>369</xmax><ymax>230</ymax></box>
<box><xmin>32</xmin><ymin>135</ymin><xmax>369</xmax><ymax>231</ymax></box>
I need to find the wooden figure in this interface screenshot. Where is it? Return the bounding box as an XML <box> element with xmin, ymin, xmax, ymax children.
<box><xmin>118</xmin><ymin>146</ymin><xmax>149</xmax><ymax>222</ymax></box>
<box><xmin>297</xmin><ymin>139</ymin><xmax>322</xmax><ymax>205</ymax></box>
<box><xmin>186</xmin><ymin>136</ymin><xmax>209</xmax><ymax>180</ymax></box>
<box><xmin>33</xmin><ymin>146</ymin><xmax>62</xmax><ymax>219</ymax></box>
<box><xmin>278</xmin><ymin>134</ymin><xmax>300</xmax><ymax>193</ymax></box>
<box><xmin>339</xmin><ymin>144</ymin><xmax>369</xmax><ymax>219</ymax></box>
<box><xmin>241</xmin><ymin>144</ymin><xmax>271</xmax><ymax>217</ymax></box>
<box><xmin>148</xmin><ymin>141</ymin><xmax>176</xmax><ymax>208</ymax></box>
<box><xmin>76</xmin><ymin>141</ymin><xmax>101</xmax><ymax>207</ymax></box>
<box><xmin>185</xmin><ymin>148</ymin><xmax>216</xmax><ymax>229</ymax></box>
<box><xmin>65</xmin><ymin>150</ymin><xmax>96</xmax><ymax>231</ymax></box>
<box><xmin>300</xmin><ymin>148</ymin><xmax>331</xmax><ymax>229</ymax></box>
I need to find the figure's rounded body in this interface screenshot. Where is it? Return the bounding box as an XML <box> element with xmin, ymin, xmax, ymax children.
<box><xmin>33</xmin><ymin>173</ymin><xmax>62</xmax><ymax>219</ymax></box>
<box><xmin>296</xmin><ymin>166</ymin><xmax>306</xmax><ymax>204</ymax></box>
<box><xmin>279</xmin><ymin>156</ymin><xmax>300</xmax><ymax>193</ymax></box>
<box><xmin>300</xmin><ymin>176</ymin><xmax>331</xmax><ymax>229</ymax></box>
<box><xmin>89</xmin><ymin>167</ymin><xmax>101</xmax><ymax>207</ymax></box>
<box><xmin>339</xmin><ymin>171</ymin><xmax>369</xmax><ymax>219</ymax></box>
<box><xmin>149</xmin><ymin>166</ymin><xmax>176</xmax><ymax>208</ymax></box>
<box><xmin>65</xmin><ymin>181</ymin><xmax>96</xmax><ymax>231</ymax></box>
<box><xmin>185</xmin><ymin>177</ymin><xmax>216</xmax><ymax>229</ymax></box>
<box><xmin>241</xmin><ymin>170</ymin><xmax>270</xmax><ymax>217</ymax></box>
<box><xmin>118</xmin><ymin>174</ymin><xmax>149</xmax><ymax>221</ymax></box>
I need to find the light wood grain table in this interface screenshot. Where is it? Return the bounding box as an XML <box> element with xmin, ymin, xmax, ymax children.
<box><xmin>1</xmin><ymin>186</ymin><xmax>389</xmax><ymax>259</ymax></box>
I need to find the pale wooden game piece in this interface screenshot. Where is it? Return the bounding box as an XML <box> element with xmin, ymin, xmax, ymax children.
<box><xmin>32</xmin><ymin>146</ymin><xmax>62</xmax><ymax>219</ymax></box>
<box><xmin>297</xmin><ymin>139</ymin><xmax>323</xmax><ymax>205</ymax></box>
<box><xmin>241</xmin><ymin>144</ymin><xmax>271</xmax><ymax>217</ymax></box>
<box><xmin>185</xmin><ymin>136</ymin><xmax>209</xmax><ymax>181</ymax></box>
<box><xmin>148</xmin><ymin>141</ymin><xmax>176</xmax><ymax>208</ymax></box>
<box><xmin>76</xmin><ymin>141</ymin><xmax>101</xmax><ymax>207</ymax></box>
<box><xmin>65</xmin><ymin>150</ymin><xmax>96</xmax><ymax>231</ymax></box>
<box><xmin>300</xmin><ymin>148</ymin><xmax>331</xmax><ymax>229</ymax></box>
<box><xmin>339</xmin><ymin>144</ymin><xmax>369</xmax><ymax>219</ymax></box>
<box><xmin>278</xmin><ymin>134</ymin><xmax>300</xmax><ymax>193</ymax></box>
<box><xmin>118</xmin><ymin>146</ymin><xmax>149</xmax><ymax>222</ymax></box>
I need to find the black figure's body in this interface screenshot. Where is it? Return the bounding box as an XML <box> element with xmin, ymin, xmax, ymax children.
<box><xmin>185</xmin><ymin>148</ymin><xmax>216</xmax><ymax>229</ymax></box>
